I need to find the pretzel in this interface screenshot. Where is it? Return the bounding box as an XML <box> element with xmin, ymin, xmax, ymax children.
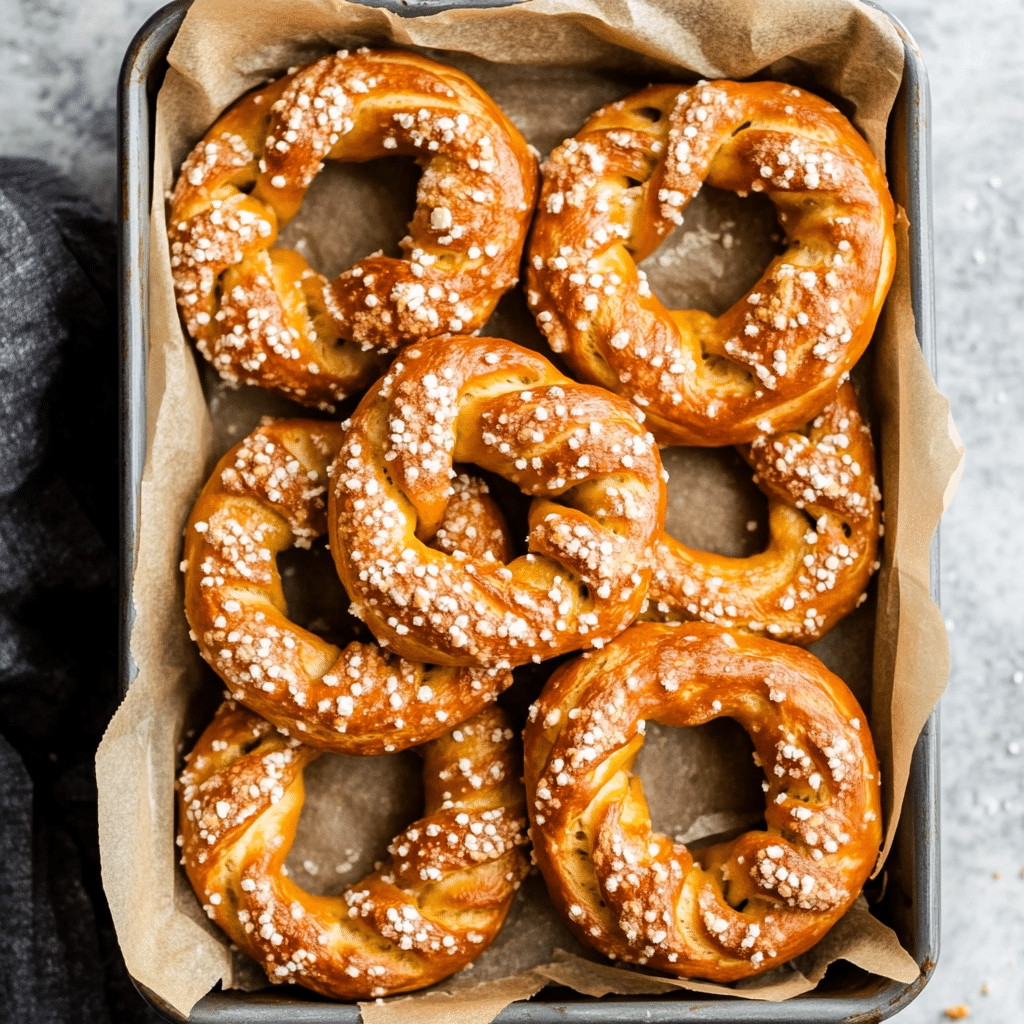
<box><xmin>524</xmin><ymin>621</ymin><xmax>881</xmax><ymax>981</ymax></box>
<box><xmin>644</xmin><ymin>382</ymin><xmax>881</xmax><ymax>644</ymax></box>
<box><xmin>178</xmin><ymin>701</ymin><xmax>527</xmax><ymax>999</ymax></box>
<box><xmin>169</xmin><ymin>48</ymin><xmax>538</xmax><ymax>410</ymax></box>
<box><xmin>328</xmin><ymin>335</ymin><xmax>666</xmax><ymax>669</ymax></box>
<box><xmin>526</xmin><ymin>80</ymin><xmax>896</xmax><ymax>446</ymax></box>
<box><xmin>184</xmin><ymin>419</ymin><xmax>517</xmax><ymax>753</ymax></box>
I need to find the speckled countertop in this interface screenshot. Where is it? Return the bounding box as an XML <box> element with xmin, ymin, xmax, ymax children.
<box><xmin>1</xmin><ymin>0</ymin><xmax>1020</xmax><ymax>1020</ymax></box>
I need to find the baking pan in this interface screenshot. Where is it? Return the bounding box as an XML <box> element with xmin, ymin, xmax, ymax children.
<box><xmin>118</xmin><ymin>1</ymin><xmax>940</xmax><ymax>1019</ymax></box>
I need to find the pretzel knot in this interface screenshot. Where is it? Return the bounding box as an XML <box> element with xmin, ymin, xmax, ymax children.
<box><xmin>328</xmin><ymin>336</ymin><xmax>667</xmax><ymax>669</ymax></box>
<box><xmin>169</xmin><ymin>48</ymin><xmax>537</xmax><ymax>410</ymax></box>
<box><xmin>524</xmin><ymin>622</ymin><xmax>881</xmax><ymax>981</ymax></box>
<box><xmin>526</xmin><ymin>80</ymin><xmax>896</xmax><ymax>445</ymax></box>
<box><xmin>644</xmin><ymin>382</ymin><xmax>881</xmax><ymax>644</ymax></box>
<box><xmin>178</xmin><ymin>701</ymin><xmax>528</xmax><ymax>999</ymax></box>
<box><xmin>183</xmin><ymin>419</ymin><xmax>517</xmax><ymax>753</ymax></box>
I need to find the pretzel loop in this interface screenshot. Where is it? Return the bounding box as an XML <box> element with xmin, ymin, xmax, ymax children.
<box><xmin>645</xmin><ymin>382</ymin><xmax>881</xmax><ymax>643</ymax></box>
<box><xmin>329</xmin><ymin>336</ymin><xmax>666</xmax><ymax>669</ymax></box>
<box><xmin>184</xmin><ymin>419</ymin><xmax>516</xmax><ymax>753</ymax></box>
<box><xmin>178</xmin><ymin>701</ymin><xmax>528</xmax><ymax>999</ymax></box>
<box><xmin>524</xmin><ymin>622</ymin><xmax>881</xmax><ymax>981</ymax></box>
<box><xmin>526</xmin><ymin>80</ymin><xmax>896</xmax><ymax>445</ymax></box>
<box><xmin>170</xmin><ymin>49</ymin><xmax>537</xmax><ymax>409</ymax></box>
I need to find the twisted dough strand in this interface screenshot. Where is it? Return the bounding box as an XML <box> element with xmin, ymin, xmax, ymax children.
<box><xmin>645</xmin><ymin>382</ymin><xmax>881</xmax><ymax>643</ymax></box>
<box><xmin>329</xmin><ymin>336</ymin><xmax>666</xmax><ymax>669</ymax></box>
<box><xmin>178</xmin><ymin>702</ymin><xmax>528</xmax><ymax>999</ymax></box>
<box><xmin>184</xmin><ymin>419</ymin><xmax>515</xmax><ymax>753</ymax></box>
<box><xmin>524</xmin><ymin>622</ymin><xmax>881</xmax><ymax>981</ymax></box>
<box><xmin>170</xmin><ymin>48</ymin><xmax>537</xmax><ymax>409</ymax></box>
<box><xmin>526</xmin><ymin>80</ymin><xmax>896</xmax><ymax>445</ymax></box>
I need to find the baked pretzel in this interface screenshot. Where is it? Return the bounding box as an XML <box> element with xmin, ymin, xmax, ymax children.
<box><xmin>524</xmin><ymin>622</ymin><xmax>881</xmax><ymax>980</ymax></box>
<box><xmin>328</xmin><ymin>335</ymin><xmax>666</xmax><ymax>669</ymax></box>
<box><xmin>644</xmin><ymin>382</ymin><xmax>881</xmax><ymax>644</ymax></box>
<box><xmin>169</xmin><ymin>48</ymin><xmax>537</xmax><ymax>410</ymax></box>
<box><xmin>178</xmin><ymin>701</ymin><xmax>528</xmax><ymax>999</ymax></box>
<box><xmin>526</xmin><ymin>80</ymin><xmax>896</xmax><ymax>446</ymax></box>
<box><xmin>184</xmin><ymin>419</ymin><xmax>517</xmax><ymax>753</ymax></box>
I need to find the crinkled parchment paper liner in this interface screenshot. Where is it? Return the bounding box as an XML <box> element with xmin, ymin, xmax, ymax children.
<box><xmin>97</xmin><ymin>0</ymin><xmax>965</xmax><ymax>1017</ymax></box>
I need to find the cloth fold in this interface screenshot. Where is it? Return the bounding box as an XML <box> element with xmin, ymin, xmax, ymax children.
<box><xmin>0</xmin><ymin>158</ymin><xmax>160</xmax><ymax>1024</ymax></box>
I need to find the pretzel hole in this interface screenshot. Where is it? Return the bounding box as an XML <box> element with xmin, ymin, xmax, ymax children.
<box><xmin>731</xmin><ymin>120</ymin><xmax>752</xmax><ymax>137</ymax></box>
<box><xmin>633</xmin><ymin>106</ymin><xmax>664</xmax><ymax>122</ymax></box>
<box><xmin>661</xmin><ymin>447</ymin><xmax>768</xmax><ymax>557</ymax></box>
<box><xmin>278</xmin><ymin>540</ymin><xmax>372</xmax><ymax>647</ymax></box>
<box><xmin>635</xmin><ymin>719</ymin><xmax>765</xmax><ymax>850</ymax></box>
<box><xmin>638</xmin><ymin>185</ymin><xmax>785</xmax><ymax>317</ymax></box>
<box><xmin>275</xmin><ymin>157</ymin><xmax>421</xmax><ymax>280</ymax></box>
<box><xmin>286</xmin><ymin>747</ymin><xmax>423</xmax><ymax>895</ymax></box>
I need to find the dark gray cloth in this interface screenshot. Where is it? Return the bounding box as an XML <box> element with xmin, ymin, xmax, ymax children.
<box><xmin>0</xmin><ymin>159</ymin><xmax>162</xmax><ymax>1024</ymax></box>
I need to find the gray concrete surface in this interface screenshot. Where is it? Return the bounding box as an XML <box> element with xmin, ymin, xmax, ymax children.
<box><xmin>884</xmin><ymin>3</ymin><xmax>1024</xmax><ymax>1019</ymax></box>
<box><xmin>0</xmin><ymin>0</ymin><xmax>1019</xmax><ymax>1020</ymax></box>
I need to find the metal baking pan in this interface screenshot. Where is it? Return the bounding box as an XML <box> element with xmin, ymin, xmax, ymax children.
<box><xmin>118</xmin><ymin>1</ymin><xmax>940</xmax><ymax>1019</ymax></box>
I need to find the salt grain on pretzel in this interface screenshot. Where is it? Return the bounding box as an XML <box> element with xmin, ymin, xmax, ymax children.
<box><xmin>178</xmin><ymin>701</ymin><xmax>527</xmax><ymax>999</ymax></box>
<box><xmin>524</xmin><ymin>621</ymin><xmax>882</xmax><ymax>981</ymax></box>
<box><xmin>184</xmin><ymin>419</ymin><xmax>516</xmax><ymax>753</ymax></box>
<box><xmin>329</xmin><ymin>336</ymin><xmax>666</xmax><ymax>669</ymax></box>
<box><xmin>644</xmin><ymin>383</ymin><xmax>881</xmax><ymax>644</ymax></box>
<box><xmin>169</xmin><ymin>48</ymin><xmax>537</xmax><ymax>410</ymax></box>
<box><xmin>527</xmin><ymin>80</ymin><xmax>896</xmax><ymax>445</ymax></box>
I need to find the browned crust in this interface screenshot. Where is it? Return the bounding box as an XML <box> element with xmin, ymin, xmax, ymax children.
<box><xmin>526</xmin><ymin>80</ymin><xmax>896</xmax><ymax>446</ymax></box>
<box><xmin>178</xmin><ymin>702</ymin><xmax>528</xmax><ymax>999</ymax></box>
<box><xmin>169</xmin><ymin>48</ymin><xmax>538</xmax><ymax>409</ymax></box>
<box><xmin>643</xmin><ymin>382</ymin><xmax>881</xmax><ymax>644</ymax></box>
<box><xmin>328</xmin><ymin>335</ymin><xmax>667</xmax><ymax>669</ymax></box>
<box><xmin>523</xmin><ymin>622</ymin><xmax>882</xmax><ymax>981</ymax></box>
<box><xmin>183</xmin><ymin>418</ymin><xmax>516</xmax><ymax>753</ymax></box>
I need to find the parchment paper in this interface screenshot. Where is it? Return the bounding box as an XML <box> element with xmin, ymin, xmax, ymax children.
<box><xmin>96</xmin><ymin>0</ymin><xmax>965</xmax><ymax>1018</ymax></box>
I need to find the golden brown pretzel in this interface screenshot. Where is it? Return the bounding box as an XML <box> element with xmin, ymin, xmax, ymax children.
<box><xmin>184</xmin><ymin>419</ymin><xmax>516</xmax><ymax>753</ymax></box>
<box><xmin>178</xmin><ymin>701</ymin><xmax>528</xmax><ymax>999</ymax></box>
<box><xmin>328</xmin><ymin>335</ymin><xmax>666</xmax><ymax>669</ymax></box>
<box><xmin>526</xmin><ymin>80</ymin><xmax>896</xmax><ymax>445</ymax></box>
<box><xmin>169</xmin><ymin>48</ymin><xmax>537</xmax><ymax>410</ymax></box>
<box><xmin>524</xmin><ymin>622</ymin><xmax>881</xmax><ymax>981</ymax></box>
<box><xmin>644</xmin><ymin>382</ymin><xmax>881</xmax><ymax>644</ymax></box>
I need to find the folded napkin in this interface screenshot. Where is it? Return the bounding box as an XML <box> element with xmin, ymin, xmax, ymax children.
<box><xmin>0</xmin><ymin>159</ymin><xmax>160</xmax><ymax>1024</ymax></box>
